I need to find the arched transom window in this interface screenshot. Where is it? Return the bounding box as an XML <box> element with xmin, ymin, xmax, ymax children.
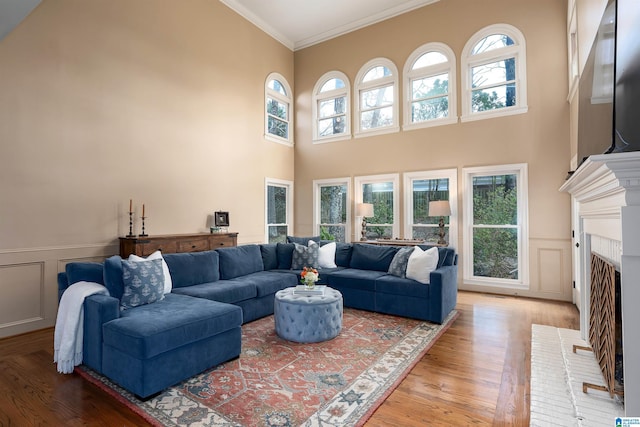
<box><xmin>461</xmin><ymin>24</ymin><xmax>528</xmax><ymax>122</ymax></box>
<box><xmin>403</xmin><ymin>42</ymin><xmax>457</xmax><ymax>129</ymax></box>
<box><xmin>312</xmin><ymin>71</ymin><xmax>351</xmax><ymax>143</ymax></box>
<box><xmin>265</xmin><ymin>72</ymin><xmax>293</xmax><ymax>146</ymax></box>
<box><xmin>354</xmin><ymin>58</ymin><xmax>399</xmax><ymax>137</ymax></box>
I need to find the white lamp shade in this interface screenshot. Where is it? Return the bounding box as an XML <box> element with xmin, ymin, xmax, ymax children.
<box><xmin>429</xmin><ymin>200</ymin><xmax>451</xmax><ymax>217</ymax></box>
<box><xmin>356</xmin><ymin>202</ymin><xmax>374</xmax><ymax>217</ymax></box>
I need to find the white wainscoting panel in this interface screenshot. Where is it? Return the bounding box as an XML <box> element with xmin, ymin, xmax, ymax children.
<box><xmin>0</xmin><ymin>243</ymin><xmax>118</xmax><ymax>338</ymax></box>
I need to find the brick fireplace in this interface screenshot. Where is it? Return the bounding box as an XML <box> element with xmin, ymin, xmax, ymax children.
<box><xmin>560</xmin><ymin>151</ymin><xmax>640</xmax><ymax>416</ymax></box>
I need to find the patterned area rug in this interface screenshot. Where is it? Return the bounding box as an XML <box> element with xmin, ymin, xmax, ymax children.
<box><xmin>78</xmin><ymin>308</ymin><xmax>458</xmax><ymax>427</ymax></box>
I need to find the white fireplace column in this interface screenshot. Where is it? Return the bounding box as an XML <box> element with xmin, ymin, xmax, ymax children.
<box><xmin>560</xmin><ymin>151</ymin><xmax>640</xmax><ymax>417</ymax></box>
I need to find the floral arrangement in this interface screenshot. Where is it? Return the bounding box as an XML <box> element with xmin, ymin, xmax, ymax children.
<box><xmin>300</xmin><ymin>267</ymin><xmax>319</xmax><ymax>288</ymax></box>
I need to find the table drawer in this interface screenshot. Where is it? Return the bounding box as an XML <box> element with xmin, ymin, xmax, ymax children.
<box><xmin>210</xmin><ymin>236</ymin><xmax>235</xmax><ymax>248</ymax></box>
<box><xmin>178</xmin><ymin>238</ymin><xmax>210</xmax><ymax>252</ymax></box>
<box><xmin>140</xmin><ymin>240</ymin><xmax>177</xmax><ymax>256</ymax></box>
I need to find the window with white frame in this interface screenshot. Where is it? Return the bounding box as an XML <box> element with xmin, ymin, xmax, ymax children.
<box><xmin>462</xmin><ymin>164</ymin><xmax>529</xmax><ymax>289</ymax></box>
<box><xmin>403</xmin><ymin>43</ymin><xmax>457</xmax><ymax>130</ymax></box>
<box><xmin>313</xmin><ymin>71</ymin><xmax>351</xmax><ymax>142</ymax></box>
<box><xmin>354</xmin><ymin>174</ymin><xmax>399</xmax><ymax>240</ymax></box>
<box><xmin>265</xmin><ymin>178</ymin><xmax>293</xmax><ymax>243</ymax></box>
<box><xmin>265</xmin><ymin>73</ymin><xmax>293</xmax><ymax>146</ymax></box>
<box><xmin>354</xmin><ymin>58</ymin><xmax>399</xmax><ymax>137</ymax></box>
<box><xmin>313</xmin><ymin>178</ymin><xmax>350</xmax><ymax>242</ymax></box>
<box><xmin>461</xmin><ymin>24</ymin><xmax>528</xmax><ymax>122</ymax></box>
<box><xmin>403</xmin><ymin>169</ymin><xmax>457</xmax><ymax>247</ymax></box>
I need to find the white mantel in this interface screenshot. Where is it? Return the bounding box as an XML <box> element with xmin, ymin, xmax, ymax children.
<box><xmin>560</xmin><ymin>151</ymin><xmax>640</xmax><ymax>416</ymax></box>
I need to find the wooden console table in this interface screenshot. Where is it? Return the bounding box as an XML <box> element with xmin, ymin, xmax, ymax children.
<box><xmin>119</xmin><ymin>232</ymin><xmax>238</xmax><ymax>257</ymax></box>
<box><xmin>357</xmin><ymin>239</ymin><xmax>447</xmax><ymax>247</ymax></box>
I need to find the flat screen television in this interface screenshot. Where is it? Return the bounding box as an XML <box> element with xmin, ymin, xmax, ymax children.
<box><xmin>577</xmin><ymin>0</ymin><xmax>640</xmax><ymax>166</ymax></box>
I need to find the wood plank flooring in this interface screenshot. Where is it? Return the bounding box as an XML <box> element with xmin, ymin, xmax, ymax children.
<box><xmin>0</xmin><ymin>291</ymin><xmax>579</xmax><ymax>426</ymax></box>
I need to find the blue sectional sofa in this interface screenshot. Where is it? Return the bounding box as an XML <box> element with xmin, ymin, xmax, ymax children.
<box><xmin>58</xmin><ymin>241</ymin><xmax>457</xmax><ymax>398</ymax></box>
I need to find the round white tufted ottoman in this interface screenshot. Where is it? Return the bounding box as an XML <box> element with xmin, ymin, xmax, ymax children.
<box><xmin>274</xmin><ymin>287</ymin><xmax>343</xmax><ymax>343</ymax></box>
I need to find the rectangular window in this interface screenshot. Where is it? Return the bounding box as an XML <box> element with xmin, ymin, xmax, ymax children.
<box><xmin>360</xmin><ymin>85</ymin><xmax>394</xmax><ymax>130</ymax></box>
<box><xmin>404</xmin><ymin>169</ymin><xmax>457</xmax><ymax>247</ymax></box>
<box><xmin>471</xmin><ymin>57</ymin><xmax>516</xmax><ymax>112</ymax></box>
<box><xmin>354</xmin><ymin>174</ymin><xmax>399</xmax><ymax>240</ymax></box>
<box><xmin>265</xmin><ymin>178</ymin><xmax>293</xmax><ymax>243</ymax></box>
<box><xmin>267</xmin><ymin>98</ymin><xmax>289</xmax><ymax>139</ymax></box>
<box><xmin>411</xmin><ymin>73</ymin><xmax>449</xmax><ymax>122</ymax></box>
<box><xmin>314</xmin><ymin>178</ymin><xmax>350</xmax><ymax>242</ymax></box>
<box><xmin>318</xmin><ymin>97</ymin><xmax>346</xmax><ymax>137</ymax></box>
<box><xmin>463</xmin><ymin>164</ymin><xmax>528</xmax><ymax>289</ymax></box>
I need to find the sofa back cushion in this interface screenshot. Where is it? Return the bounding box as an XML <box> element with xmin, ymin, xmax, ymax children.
<box><xmin>103</xmin><ymin>256</ymin><xmax>125</xmax><ymax>299</ymax></box>
<box><xmin>218</xmin><ymin>245</ymin><xmax>264</xmax><ymax>279</ymax></box>
<box><xmin>287</xmin><ymin>235</ymin><xmax>320</xmax><ymax>245</ymax></box>
<box><xmin>438</xmin><ymin>247</ymin><xmax>456</xmax><ymax>267</ymax></box>
<box><xmin>163</xmin><ymin>250</ymin><xmax>220</xmax><ymax>288</ymax></box>
<box><xmin>349</xmin><ymin>244</ymin><xmax>398</xmax><ymax>272</ymax></box>
<box><xmin>66</xmin><ymin>262</ymin><xmax>104</xmax><ymax>286</ymax></box>
<box><xmin>276</xmin><ymin>243</ymin><xmax>295</xmax><ymax>269</ymax></box>
<box><xmin>260</xmin><ymin>244</ymin><xmax>279</xmax><ymax>270</ymax></box>
<box><xmin>335</xmin><ymin>243</ymin><xmax>353</xmax><ymax>267</ymax></box>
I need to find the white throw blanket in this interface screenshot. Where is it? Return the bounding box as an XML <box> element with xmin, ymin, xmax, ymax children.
<box><xmin>54</xmin><ymin>281</ymin><xmax>109</xmax><ymax>374</ymax></box>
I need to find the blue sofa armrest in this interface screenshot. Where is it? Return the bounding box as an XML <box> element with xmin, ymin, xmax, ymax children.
<box><xmin>83</xmin><ymin>294</ymin><xmax>120</xmax><ymax>373</ymax></box>
<box><xmin>428</xmin><ymin>265</ymin><xmax>458</xmax><ymax>324</ymax></box>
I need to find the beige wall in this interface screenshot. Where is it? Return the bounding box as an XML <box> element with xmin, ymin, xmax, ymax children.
<box><xmin>293</xmin><ymin>0</ymin><xmax>573</xmax><ymax>300</ymax></box>
<box><xmin>0</xmin><ymin>0</ymin><xmax>294</xmax><ymax>337</ymax></box>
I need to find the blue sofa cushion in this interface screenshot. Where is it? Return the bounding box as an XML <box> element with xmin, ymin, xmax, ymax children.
<box><xmin>327</xmin><ymin>268</ymin><xmax>387</xmax><ymax>291</ymax></box>
<box><xmin>66</xmin><ymin>262</ymin><xmax>104</xmax><ymax>285</ymax></box>
<box><xmin>349</xmin><ymin>244</ymin><xmax>398</xmax><ymax>272</ymax></box>
<box><xmin>260</xmin><ymin>244</ymin><xmax>278</xmax><ymax>270</ymax></box>
<box><xmin>103</xmin><ymin>256</ymin><xmax>125</xmax><ymax>300</ymax></box>
<box><xmin>103</xmin><ymin>293</ymin><xmax>242</xmax><ymax>360</ymax></box>
<box><xmin>120</xmin><ymin>258</ymin><xmax>165</xmax><ymax>310</ymax></box>
<box><xmin>217</xmin><ymin>245</ymin><xmax>264</xmax><ymax>279</ymax></box>
<box><xmin>251</xmin><ymin>271</ymin><xmax>297</xmax><ymax>297</ymax></box>
<box><xmin>287</xmin><ymin>235</ymin><xmax>320</xmax><ymax>245</ymax></box>
<box><xmin>375</xmin><ymin>275</ymin><xmax>430</xmax><ymax>299</ymax></box>
<box><xmin>439</xmin><ymin>247</ymin><xmax>456</xmax><ymax>267</ymax></box>
<box><xmin>172</xmin><ymin>280</ymin><xmax>257</xmax><ymax>304</ymax></box>
<box><xmin>291</xmin><ymin>242</ymin><xmax>319</xmax><ymax>269</ymax></box>
<box><xmin>276</xmin><ymin>243</ymin><xmax>295</xmax><ymax>269</ymax></box>
<box><xmin>163</xmin><ymin>251</ymin><xmax>220</xmax><ymax>288</ymax></box>
<box><xmin>335</xmin><ymin>243</ymin><xmax>353</xmax><ymax>267</ymax></box>
<box><xmin>387</xmin><ymin>247</ymin><xmax>414</xmax><ymax>278</ymax></box>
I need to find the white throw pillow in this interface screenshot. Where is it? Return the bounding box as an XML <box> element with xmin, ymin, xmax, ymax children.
<box><xmin>317</xmin><ymin>241</ymin><xmax>337</xmax><ymax>269</ymax></box>
<box><xmin>406</xmin><ymin>246</ymin><xmax>439</xmax><ymax>284</ymax></box>
<box><xmin>128</xmin><ymin>250</ymin><xmax>172</xmax><ymax>294</ymax></box>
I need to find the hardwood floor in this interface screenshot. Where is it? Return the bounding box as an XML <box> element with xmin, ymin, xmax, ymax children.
<box><xmin>0</xmin><ymin>291</ymin><xmax>579</xmax><ymax>426</ymax></box>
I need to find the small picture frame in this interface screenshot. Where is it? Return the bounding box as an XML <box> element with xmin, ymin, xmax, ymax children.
<box><xmin>214</xmin><ymin>211</ymin><xmax>229</xmax><ymax>227</ymax></box>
